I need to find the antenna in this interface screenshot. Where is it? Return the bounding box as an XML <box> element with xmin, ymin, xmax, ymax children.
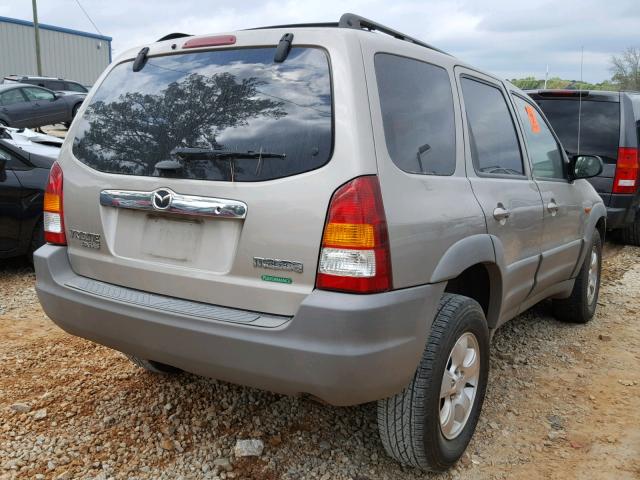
<box><xmin>544</xmin><ymin>64</ymin><xmax>549</xmax><ymax>89</ymax></box>
<box><xmin>577</xmin><ymin>46</ymin><xmax>584</xmax><ymax>156</ymax></box>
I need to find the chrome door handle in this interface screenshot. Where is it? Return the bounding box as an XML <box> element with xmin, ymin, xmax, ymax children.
<box><xmin>547</xmin><ymin>200</ymin><xmax>559</xmax><ymax>216</ymax></box>
<box><xmin>493</xmin><ymin>205</ymin><xmax>511</xmax><ymax>223</ymax></box>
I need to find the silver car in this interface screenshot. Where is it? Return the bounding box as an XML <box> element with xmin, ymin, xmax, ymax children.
<box><xmin>34</xmin><ymin>14</ymin><xmax>606</xmax><ymax>471</ymax></box>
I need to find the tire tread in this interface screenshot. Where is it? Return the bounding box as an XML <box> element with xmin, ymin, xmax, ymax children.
<box><xmin>378</xmin><ymin>294</ymin><xmax>478</xmax><ymax>471</ymax></box>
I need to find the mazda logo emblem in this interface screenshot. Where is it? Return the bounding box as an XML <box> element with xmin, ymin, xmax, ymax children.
<box><xmin>152</xmin><ymin>189</ymin><xmax>173</xmax><ymax>210</ymax></box>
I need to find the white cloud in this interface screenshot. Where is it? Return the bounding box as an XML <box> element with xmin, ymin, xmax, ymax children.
<box><xmin>1</xmin><ymin>0</ymin><xmax>637</xmax><ymax>82</ymax></box>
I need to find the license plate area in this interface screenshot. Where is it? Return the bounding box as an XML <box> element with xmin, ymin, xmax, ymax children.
<box><xmin>107</xmin><ymin>208</ymin><xmax>242</xmax><ymax>273</ymax></box>
<box><xmin>142</xmin><ymin>215</ymin><xmax>202</xmax><ymax>261</ymax></box>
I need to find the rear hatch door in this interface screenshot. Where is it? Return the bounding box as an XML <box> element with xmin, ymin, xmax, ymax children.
<box><xmin>59</xmin><ymin>30</ymin><xmax>375</xmax><ymax>316</ymax></box>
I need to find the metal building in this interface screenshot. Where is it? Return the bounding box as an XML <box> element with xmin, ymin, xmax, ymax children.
<box><xmin>0</xmin><ymin>16</ymin><xmax>112</xmax><ymax>87</ymax></box>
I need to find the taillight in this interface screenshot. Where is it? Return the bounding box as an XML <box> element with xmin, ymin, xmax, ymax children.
<box><xmin>316</xmin><ymin>176</ymin><xmax>392</xmax><ymax>294</ymax></box>
<box><xmin>43</xmin><ymin>162</ymin><xmax>66</xmax><ymax>245</ymax></box>
<box><xmin>612</xmin><ymin>147</ymin><xmax>639</xmax><ymax>194</ymax></box>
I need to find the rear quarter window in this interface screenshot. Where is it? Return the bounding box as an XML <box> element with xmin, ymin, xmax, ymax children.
<box><xmin>375</xmin><ymin>53</ymin><xmax>456</xmax><ymax>176</ymax></box>
<box><xmin>72</xmin><ymin>47</ymin><xmax>333</xmax><ymax>182</ymax></box>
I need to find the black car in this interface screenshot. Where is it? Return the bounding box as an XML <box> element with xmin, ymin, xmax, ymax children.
<box><xmin>0</xmin><ymin>138</ymin><xmax>52</xmax><ymax>259</ymax></box>
<box><xmin>0</xmin><ymin>83</ymin><xmax>85</xmax><ymax>129</ymax></box>
<box><xmin>2</xmin><ymin>75</ymin><xmax>89</xmax><ymax>94</ymax></box>
<box><xmin>527</xmin><ymin>90</ymin><xmax>640</xmax><ymax>245</ymax></box>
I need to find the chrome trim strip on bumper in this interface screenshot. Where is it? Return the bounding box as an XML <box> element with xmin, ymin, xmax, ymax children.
<box><xmin>99</xmin><ymin>188</ymin><xmax>247</xmax><ymax>219</ymax></box>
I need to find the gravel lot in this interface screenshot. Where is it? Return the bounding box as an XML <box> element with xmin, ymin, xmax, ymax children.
<box><xmin>1</xmin><ymin>244</ymin><xmax>639</xmax><ymax>480</ymax></box>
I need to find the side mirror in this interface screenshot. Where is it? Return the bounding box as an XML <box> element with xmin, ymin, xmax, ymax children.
<box><xmin>570</xmin><ymin>155</ymin><xmax>603</xmax><ymax>180</ymax></box>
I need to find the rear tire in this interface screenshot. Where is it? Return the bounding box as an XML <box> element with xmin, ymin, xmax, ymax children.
<box><xmin>618</xmin><ymin>219</ymin><xmax>640</xmax><ymax>246</ymax></box>
<box><xmin>377</xmin><ymin>294</ymin><xmax>490</xmax><ymax>472</ymax></box>
<box><xmin>126</xmin><ymin>355</ymin><xmax>181</xmax><ymax>374</ymax></box>
<box><xmin>552</xmin><ymin>229</ymin><xmax>602</xmax><ymax>323</ymax></box>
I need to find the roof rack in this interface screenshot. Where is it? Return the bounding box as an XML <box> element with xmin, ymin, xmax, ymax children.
<box><xmin>338</xmin><ymin>13</ymin><xmax>449</xmax><ymax>55</ymax></box>
<box><xmin>246</xmin><ymin>13</ymin><xmax>449</xmax><ymax>55</ymax></box>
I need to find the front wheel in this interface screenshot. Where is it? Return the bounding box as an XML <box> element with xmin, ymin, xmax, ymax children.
<box><xmin>377</xmin><ymin>294</ymin><xmax>490</xmax><ymax>472</ymax></box>
<box><xmin>552</xmin><ymin>229</ymin><xmax>602</xmax><ymax>323</ymax></box>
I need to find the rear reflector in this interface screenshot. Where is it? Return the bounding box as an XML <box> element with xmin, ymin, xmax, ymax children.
<box><xmin>183</xmin><ymin>35</ymin><xmax>236</xmax><ymax>49</ymax></box>
<box><xmin>613</xmin><ymin>147</ymin><xmax>639</xmax><ymax>194</ymax></box>
<box><xmin>316</xmin><ymin>176</ymin><xmax>392</xmax><ymax>294</ymax></box>
<box><xmin>43</xmin><ymin>162</ymin><xmax>66</xmax><ymax>245</ymax></box>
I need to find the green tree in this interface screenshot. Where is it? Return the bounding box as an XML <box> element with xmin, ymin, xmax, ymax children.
<box><xmin>510</xmin><ymin>76</ymin><xmax>542</xmax><ymax>90</ymax></box>
<box><xmin>610</xmin><ymin>47</ymin><xmax>640</xmax><ymax>91</ymax></box>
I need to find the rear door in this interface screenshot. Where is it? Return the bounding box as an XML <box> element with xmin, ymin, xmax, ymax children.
<box><xmin>0</xmin><ymin>88</ymin><xmax>32</xmax><ymax>127</ymax></box>
<box><xmin>59</xmin><ymin>32</ymin><xmax>376</xmax><ymax>316</ymax></box>
<box><xmin>456</xmin><ymin>69</ymin><xmax>544</xmax><ymax>322</ymax></box>
<box><xmin>510</xmin><ymin>93</ymin><xmax>585</xmax><ymax>295</ymax></box>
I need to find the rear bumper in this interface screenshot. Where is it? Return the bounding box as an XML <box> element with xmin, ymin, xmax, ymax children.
<box><xmin>34</xmin><ymin>245</ymin><xmax>444</xmax><ymax>406</ymax></box>
<box><xmin>606</xmin><ymin>193</ymin><xmax>639</xmax><ymax>229</ymax></box>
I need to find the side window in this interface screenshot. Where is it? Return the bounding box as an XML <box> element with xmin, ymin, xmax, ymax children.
<box><xmin>66</xmin><ymin>82</ymin><xmax>87</xmax><ymax>93</ymax></box>
<box><xmin>0</xmin><ymin>89</ymin><xmax>27</xmax><ymax>106</ymax></box>
<box><xmin>460</xmin><ymin>77</ymin><xmax>524</xmax><ymax>176</ymax></box>
<box><xmin>512</xmin><ymin>95</ymin><xmax>566</xmax><ymax>180</ymax></box>
<box><xmin>375</xmin><ymin>53</ymin><xmax>456</xmax><ymax>176</ymax></box>
<box><xmin>23</xmin><ymin>87</ymin><xmax>55</xmax><ymax>102</ymax></box>
<box><xmin>46</xmin><ymin>81</ymin><xmax>66</xmax><ymax>91</ymax></box>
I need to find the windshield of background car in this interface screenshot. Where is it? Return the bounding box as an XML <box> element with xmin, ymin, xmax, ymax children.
<box><xmin>535</xmin><ymin>99</ymin><xmax>620</xmax><ymax>162</ymax></box>
<box><xmin>72</xmin><ymin>47</ymin><xmax>333</xmax><ymax>182</ymax></box>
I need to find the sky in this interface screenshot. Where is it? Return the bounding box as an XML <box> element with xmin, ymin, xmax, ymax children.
<box><xmin>1</xmin><ymin>0</ymin><xmax>638</xmax><ymax>83</ymax></box>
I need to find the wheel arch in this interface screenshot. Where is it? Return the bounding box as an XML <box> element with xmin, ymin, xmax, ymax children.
<box><xmin>430</xmin><ymin>234</ymin><xmax>504</xmax><ymax>328</ymax></box>
<box><xmin>571</xmin><ymin>204</ymin><xmax>607</xmax><ymax>278</ymax></box>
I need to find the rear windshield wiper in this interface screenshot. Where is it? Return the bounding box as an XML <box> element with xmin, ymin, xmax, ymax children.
<box><xmin>171</xmin><ymin>147</ymin><xmax>286</xmax><ymax>160</ymax></box>
<box><xmin>170</xmin><ymin>147</ymin><xmax>287</xmax><ymax>181</ymax></box>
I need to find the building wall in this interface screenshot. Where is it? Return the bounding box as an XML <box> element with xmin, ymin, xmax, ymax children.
<box><xmin>0</xmin><ymin>17</ymin><xmax>111</xmax><ymax>86</ymax></box>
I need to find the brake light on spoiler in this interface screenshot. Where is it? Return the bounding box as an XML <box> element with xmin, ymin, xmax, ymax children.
<box><xmin>183</xmin><ymin>35</ymin><xmax>236</xmax><ymax>49</ymax></box>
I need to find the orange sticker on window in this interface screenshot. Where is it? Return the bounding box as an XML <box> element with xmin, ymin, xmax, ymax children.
<box><xmin>524</xmin><ymin>105</ymin><xmax>541</xmax><ymax>134</ymax></box>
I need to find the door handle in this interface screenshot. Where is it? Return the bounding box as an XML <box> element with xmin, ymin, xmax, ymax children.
<box><xmin>547</xmin><ymin>200</ymin><xmax>559</xmax><ymax>216</ymax></box>
<box><xmin>493</xmin><ymin>204</ymin><xmax>511</xmax><ymax>223</ymax></box>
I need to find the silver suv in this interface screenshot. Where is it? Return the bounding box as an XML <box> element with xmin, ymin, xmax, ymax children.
<box><xmin>35</xmin><ymin>14</ymin><xmax>607</xmax><ymax>471</ymax></box>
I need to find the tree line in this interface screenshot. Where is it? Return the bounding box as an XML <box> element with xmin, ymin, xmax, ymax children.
<box><xmin>510</xmin><ymin>46</ymin><xmax>639</xmax><ymax>92</ymax></box>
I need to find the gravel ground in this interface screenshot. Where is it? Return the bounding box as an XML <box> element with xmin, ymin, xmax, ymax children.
<box><xmin>0</xmin><ymin>245</ymin><xmax>639</xmax><ymax>480</ymax></box>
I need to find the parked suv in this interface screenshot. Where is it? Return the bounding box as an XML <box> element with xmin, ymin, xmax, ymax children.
<box><xmin>527</xmin><ymin>90</ymin><xmax>640</xmax><ymax>245</ymax></box>
<box><xmin>34</xmin><ymin>14</ymin><xmax>607</xmax><ymax>471</ymax></box>
<box><xmin>2</xmin><ymin>75</ymin><xmax>89</xmax><ymax>95</ymax></box>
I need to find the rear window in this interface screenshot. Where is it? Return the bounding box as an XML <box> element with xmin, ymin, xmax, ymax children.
<box><xmin>534</xmin><ymin>99</ymin><xmax>620</xmax><ymax>162</ymax></box>
<box><xmin>72</xmin><ymin>47</ymin><xmax>332</xmax><ymax>182</ymax></box>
